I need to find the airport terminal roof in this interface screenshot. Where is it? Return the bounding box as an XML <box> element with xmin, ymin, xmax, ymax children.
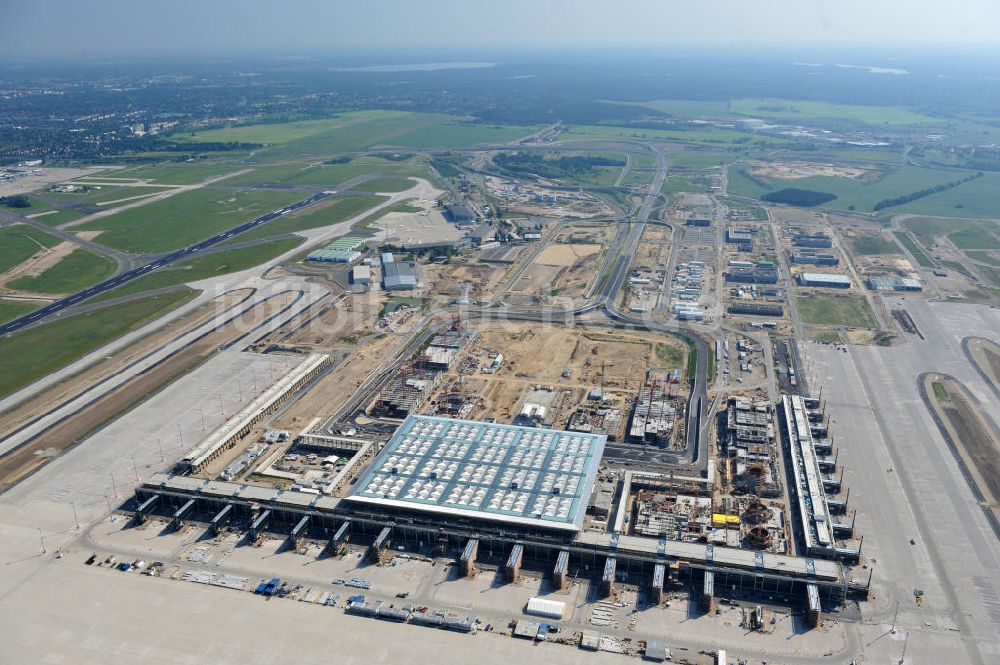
<box><xmin>345</xmin><ymin>415</ymin><xmax>607</xmax><ymax>532</ymax></box>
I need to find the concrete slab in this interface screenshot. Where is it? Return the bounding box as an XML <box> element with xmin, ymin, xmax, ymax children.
<box><xmin>806</xmin><ymin>298</ymin><xmax>1000</xmax><ymax>665</ymax></box>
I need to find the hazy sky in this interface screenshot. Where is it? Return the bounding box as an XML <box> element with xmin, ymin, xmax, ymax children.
<box><xmin>1</xmin><ymin>0</ymin><xmax>998</xmax><ymax>57</ymax></box>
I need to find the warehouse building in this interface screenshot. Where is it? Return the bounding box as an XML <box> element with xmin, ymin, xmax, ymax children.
<box><xmin>382</xmin><ymin>259</ymin><xmax>418</xmax><ymax>290</ymax></box>
<box><xmin>791</xmin><ymin>251</ymin><xmax>839</xmax><ymax>266</ymax></box>
<box><xmin>351</xmin><ymin>265</ymin><xmax>371</xmax><ymax>285</ymax></box>
<box><xmin>726</xmin><ymin>267</ymin><xmax>778</xmax><ymax>285</ymax></box>
<box><xmin>306</xmin><ymin>236</ymin><xmax>367</xmax><ymax>263</ymax></box>
<box><xmin>445</xmin><ymin>202</ymin><xmax>476</xmax><ymax>224</ymax></box>
<box><xmin>726</xmin><ymin>228</ymin><xmax>755</xmax><ymax>244</ymax></box>
<box><xmin>685</xmin><ymin>218</ymin><xmax>711</xmax><ymax>227</ymax></box>
<box><xmin>469</xmin><ymin>224</ymin><xmax>496</xmax><ymax>245</ymax></box>
<box><xmin>866</xmin><ymin>276</ymin><xmax>922</xmax><ymax>292</ymax></box>
<box><xmin>793</xmin><ymin>233</ymin><xmax>832</xmax><ymax>248</ymax></box>
<box><xmin>797</xmin><ymin>272</ymin><xmax>851</xmax><ymax>289</ymax></box>
<box><xmin>727</xmin><ymin>303</ymin><xmax>784</xmax><ymax>317</ymax></box>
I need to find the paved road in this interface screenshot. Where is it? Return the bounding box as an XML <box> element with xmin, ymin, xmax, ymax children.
<box><xmin>0</xmin><ymin>191</ymin><xmax>330</xmax><ymax>337</ymax></box>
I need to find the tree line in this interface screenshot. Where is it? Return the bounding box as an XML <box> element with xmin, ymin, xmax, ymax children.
<box><xmin>873</xmin><ymin>172</ymin><xmax>983</xmax><ymax>211</ymax></box>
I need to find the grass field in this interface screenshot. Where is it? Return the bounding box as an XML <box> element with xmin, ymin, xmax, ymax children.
<box><xmin>601</xmin><ymin>99</ymin><xmax>735</xmax><ymax>119</ymax></box>
<box><xmin>719</xmin><ymin>198</ymin><xmax>768</xmax><ymax>220</ymax></box>
<box><xmin>663</xmin><ymin>174</ymin><xmax>712</xmax><ymax>194</ymax></box>
<box><xmin>349</xmin><ymin>177</ymin><xmax>415</xmax><ymax>193</ymax></box>
<box><xmin>7</xmin><ymin>248</ymin><xmax>116</xmax><ymax>294</ymax></box>
<box><xmin>728</xmin><ymin>162</ymin><xmax>968</xmax><ymax>213</ymax></box>
<box><xmin>627</xmin><ymin>151</ymin><xmax>658</xmax><ymax>169</ymax></box>
<box><xmin>966</xmin><ymin>250</ymin><xmax>1000</xmax><ymax>267</ymax></box>
<box><xmin>95</xmin><ymin>238</ymin><xmax>303</xmax><ymax>300</ymax></box>
<box><xmin>796</xmin><ymin>293</ymin><xmax>879</xmax><ymax>328</ymax></box>
<box><xmin>108</xmin><ymin>162</ymin><xmax>247</xmax><ymax>185</ymax></box>
<box><xmin>667</xmin><ymin>151</ymin><xmax>729</xmax><ymax>169</ymax></box>
<box><xmin>729</xmin><ymin>98</ymin><xmax>942</xmax><ymax>125</ymax></box>
<box><xmin>893</xmin><ymin>231</ymin><xmax>934</xmax><ymax>267</ymax></box>
<box><xmin>180</xmin><ymin>111</ymin><xmax>538</xmax><ymax>159</ymax></box>
<box><xmin>904</xmin><ymin>217</ymin><xmax>1000</xmax><ymax>251</ymax></box>
<box><xmin>809</xmin><ymin>329</ymin><xmax>843</xmax><ymax>344</ymax></box>
<box><xmin>18</xmin><ymin>194</ymin><xmax>92</xmax><ymax>226</ymax></box>
<box><xmin>890</xmin><ymin>172</ymin><xmax>1000</xmax><ymax>219</ymax></box>
<box><xmin>30</xmin><ymin>208</ymin><xmax>87</xmax><ymax>226</ymax></box>
<box><xmin>79</xmin><ymin>187</ymin><xmax>305</xmax><ymax>253</ymax></box>
<box><xmin>0</xmin><ymin>225</ymin><xmax>61</xmax><ymax>273</ymax></box>
<box><xmin>948</xmin><ymin>223</ymin><xmax>1000</xmax><ymax>250</ymax></box>
<box><xmin>0</xmin><ymin>291</ymin><xmax>195</xmax><ymax>398</ymax></box>
<box><xmin>0</xmin><ymin>299</ymin><xmax>38</xmax><ymax>324</ymax></box>
<box><xmin>221</xmin><ymin>156</ymin><xmax>431</xmax><ymax>188</ymax></box>
<box><xmin>620</xmin><ymin>170</ymin><xmax>652</xmax><ymax>187</ymax></box>
<box><xmin>941</xmin><ymin>259</ymin><xmax>972</xmax><ymax>277</ymax></box>
<box><xmin>850</xmin><ymin>232</ymin><xmax>902</xmax><ymax>256</ymax></box>
<box><xmin>561</xmin><ymin>123</ymin><xmax>776</xmax><ymax>147</ymax></box>
<box><xmin>932</xmin><ymin>381</ymin><xmax>949</xmax><ymax>400</ymax></box>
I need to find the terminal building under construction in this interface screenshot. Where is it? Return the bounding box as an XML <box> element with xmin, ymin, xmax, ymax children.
<box><xmin>129</xmin><ymin>411</ymin><xmax>869</xmax><ymax>618</ymax></box>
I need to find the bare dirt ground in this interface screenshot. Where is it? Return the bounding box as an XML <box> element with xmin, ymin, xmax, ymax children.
<box><xmin>924</xmin><ymin>375</ymin><xmax>1000</xmax><ymax>525</ymax></box>
<box><xmin>750</xmin><ymin>161</ymin><xmax>874</xmax><ymax>180</ymax></box>
<box><xmin>268</xmin><ymin>289</ymin><xmax>386</xmax><ymax>350</ymax></box>
<box><xmin>510</xmin><ymin>263</ymin><xmax>563</xmax><ymax>296</ymax></box>
<box><xmin>440</xmin><ymin>323</ymin><xmax>688</xmax><ymax>425</ymax></box>
<box><xmin>421</xmin><ymin>260</ymin><xmax>505</xmax><ymax>301</ymax></box>
<box><xmin>271</xmin><ymin>333</ymin><xmax>400</xmax><ymax>433</ymax></box>
<box><xmin>767</xmin><ymin>207</ymin><xmax>827</xmax><ymax>227</ymax></box>
<box><xmin>535</xmin><ymin>243</ymin><xmax>602</xmax><ymax>267</ymax></box>
<box><xmin>631</xmin><ymin>225</ymin><xmax>671</xmax><ymax>271</ymax></box>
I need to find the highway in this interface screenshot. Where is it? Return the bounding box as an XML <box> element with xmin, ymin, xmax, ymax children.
<box><xmin>0</xmin><ymin>191</ymin><xmax>331</xmax><ymax>337</ymax></box>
